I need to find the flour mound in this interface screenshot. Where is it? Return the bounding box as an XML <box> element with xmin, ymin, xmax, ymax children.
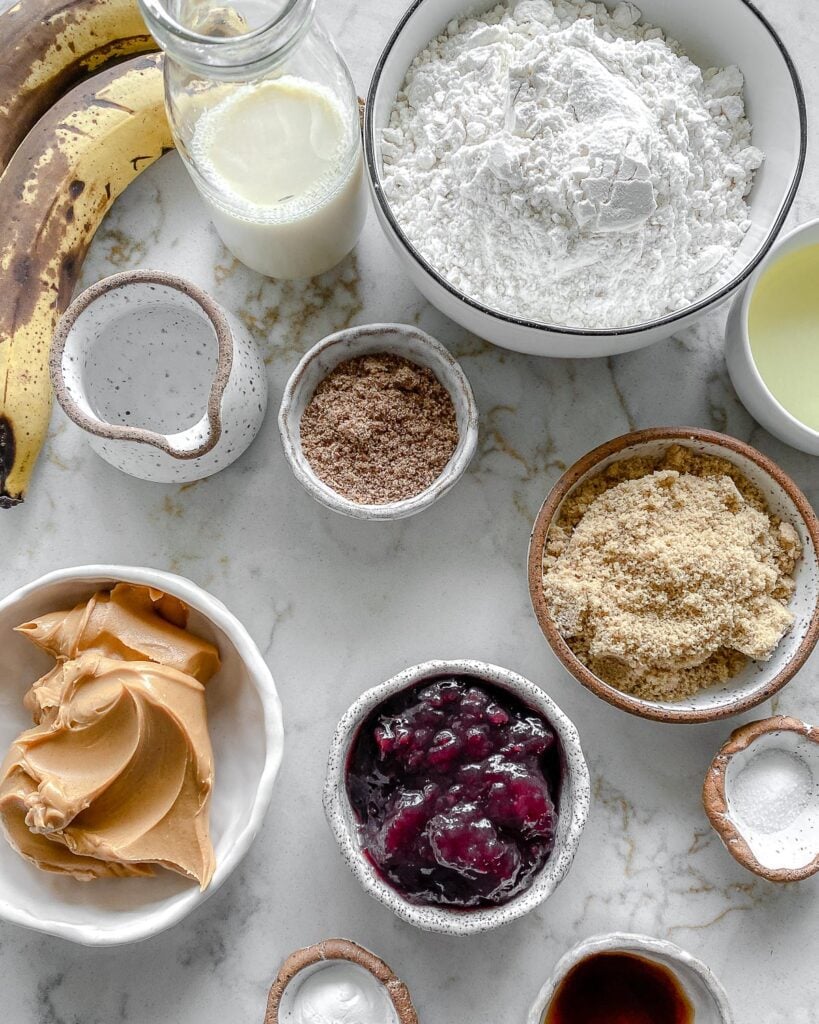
<box><xmin>382</xmin><ymin>0</ymin><xmax>763</xmax><ymax>330</ymax></box>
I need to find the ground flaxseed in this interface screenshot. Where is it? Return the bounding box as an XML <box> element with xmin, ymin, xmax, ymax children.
<box><xmin>542</xmin><ymin>446</ymin><xmax>802</xmax><ymax>702</ymax></box>
<box><xmin>299</xmin><ymin>352</ymin><xmax>459</xmax><ymax>505</ymax></box>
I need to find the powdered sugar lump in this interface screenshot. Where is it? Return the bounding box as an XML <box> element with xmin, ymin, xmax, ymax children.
<box><xmin>381</xmin><ymin>0</ymin><xmax>764</xmax><ymax>330</ymax></box>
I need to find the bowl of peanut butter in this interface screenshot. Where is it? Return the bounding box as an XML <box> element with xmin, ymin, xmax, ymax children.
<box><xmin>0</xmin><ymin>565</ymin><xmax>283</xmax><ymax>944</ymax></box>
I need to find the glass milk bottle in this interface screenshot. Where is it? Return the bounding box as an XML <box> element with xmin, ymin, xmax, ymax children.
<box><xmin>139</xmin><ymin>0</ymin><xmax>367</xmax><ymax>279</ymax></box>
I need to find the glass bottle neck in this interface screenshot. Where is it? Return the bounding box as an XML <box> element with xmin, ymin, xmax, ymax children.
<box><xmin>138</xmin><ymin>0</ymin><xmax>317</xmax><ymax>79</ymax></box>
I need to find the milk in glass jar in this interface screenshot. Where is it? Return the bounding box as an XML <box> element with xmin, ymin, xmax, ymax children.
<box><xmin>139</xmin><ymin>0</ymin><xmax>367</xmax><ymax>279</ymax></box>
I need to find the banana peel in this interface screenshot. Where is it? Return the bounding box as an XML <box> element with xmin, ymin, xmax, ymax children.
<box><xmin>0</xmin><ymin>52</ymin><xmax>174</xmax><ymax>508</ymax></box>
<box><xmin>0</xmin><ymin>0</ymin><xmax>158</xmax><ymax>173</ymax></box>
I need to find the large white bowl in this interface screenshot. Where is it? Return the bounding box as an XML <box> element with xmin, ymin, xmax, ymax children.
<box><xmin>365</xmin><ymin>0</ymin><xmax>807</xmax><ymax>357</ymax></box>
<box><xmin>0</xmin><ymin>565</ymin><xmax>284</xmax><ymax>945</ymax></box>
<box><xmin>323</xmin><ymin>659</ymin><xmax>590</xmax><ymax>935</ymax></box>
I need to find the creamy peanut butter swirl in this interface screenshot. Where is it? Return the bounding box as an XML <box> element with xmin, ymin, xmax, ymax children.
<box><xmin>0</xmin><ymin>585</ymin><xmax>219</xmax><ymax>887</ymax></box>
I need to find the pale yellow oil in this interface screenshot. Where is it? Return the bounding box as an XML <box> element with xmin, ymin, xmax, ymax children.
<box><xmin>748</xmin><ymin>242</ymin><xmax>819</xmax><ymax>431</ymax></box>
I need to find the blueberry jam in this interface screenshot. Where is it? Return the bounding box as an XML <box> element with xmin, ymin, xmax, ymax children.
<box><xmin>346</xmin><ymin>677</ymin><xmax>561</xmax><ymax>909</ymax></box>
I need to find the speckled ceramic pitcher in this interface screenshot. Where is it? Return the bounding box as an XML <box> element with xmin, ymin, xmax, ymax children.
<box><xmin>51</xmin><ymin>270</ymin><xmax>267</xmax><ymax>483</ymax></box>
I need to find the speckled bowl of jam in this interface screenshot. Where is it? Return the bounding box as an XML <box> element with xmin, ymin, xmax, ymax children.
<box><xmin>323</xmin><ymin>660</ymin><xmax>590</xmax><ymax>935</ymax></box>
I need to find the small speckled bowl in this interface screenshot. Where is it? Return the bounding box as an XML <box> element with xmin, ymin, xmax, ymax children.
<box><xmin>263</xmin><ymin>938</ymin><xmax>418</xmax><ymax>1024</ymax></box>
<box><xmin>703</xmin><ymin>715</ymin><xmax>819</xmax><ymax>882</ymax></box>
<box><xmin>278</xmin><ymin>323</ymin><xmax>478</xmax><ymax>520</ymax></box>
<box><xmin>323</xmin><ymin>659</ymin><xmax>590</xmax><ymax>935</ymax></box>
<box><xmin>51</xmin><ymin>270</ymin><xmax>268</xmax><ymax>483</ymax></box>
<box><xmin>526</xmin><ymin>933</ymin><xmax>733</xmax><ymax>1024</ymax></box>
<box><xmin>528</xmin><ymin>427</ymin><xmax>819</xmax><ymax>724</ymax></box>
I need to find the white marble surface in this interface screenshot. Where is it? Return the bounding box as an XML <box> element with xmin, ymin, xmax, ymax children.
<box><xmin>1</xmin><ymin>0</ymin><xmax>818</xmax><ymax>1020</ymax></box>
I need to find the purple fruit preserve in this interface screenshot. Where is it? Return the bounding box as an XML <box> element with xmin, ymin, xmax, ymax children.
<box><xmin>346</xmin><ymin>677</ymin><xmax>561</xmax><ymax>909</ymax></box>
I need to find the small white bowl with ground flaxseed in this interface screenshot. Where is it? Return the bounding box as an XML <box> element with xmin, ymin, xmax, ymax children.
<box><xmin>278</xmin><ymin>324</ymin><xmax>478</xmax><ymax>520</ymax></box>
<box><xmin>528</xmin><ymin>428</ymin><xmax>819</xmax><ymax>724</ymax></box>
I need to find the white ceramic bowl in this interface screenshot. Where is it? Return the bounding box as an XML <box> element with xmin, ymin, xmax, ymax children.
<box><xmin>323</xmin><ymin>659</ymin><xmax>590</xmax><ymax>935</ymax></box>
<box><xmin>365</xmin><ymin>0</ymin><xmax>806</xmax><ymax>357</ymax></box>
<box><xmin>726</xmin><ymin>218</ymin><xmax>819</xmax><ymax>455</ymax></box>
<box><xmin>278</xmin><ymin>324</ymin><xmax>478</xmax><ymax>520</ymax></box>
<box><xmin>526</xmin><ymin>933</ymin><xmax>734</xmax><ymax>1023</ymax></box>
<box><xmin>51</xmin><ymin>270</ymin><xmax>268</xmax><ymax>483</ymax></box>
<box><xmin>528</xmin><ymin>428</ymin><xmax>819</xmax><ymax>723</ymax></box>
<box><xmin>0</xmin><ymin>565</ymin><xmax>284</xmax><ymax>945</ymax></box>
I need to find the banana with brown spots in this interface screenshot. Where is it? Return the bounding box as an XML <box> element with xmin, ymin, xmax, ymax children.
<box><xmin>0</xmin><ymin>0</ymin><xmax>158</xmax><ymax>173</ymax></box>
<box><xmin>0</xmin><ymin>52</ymin><xmax>174</xmax><ymax>507</ymax></box>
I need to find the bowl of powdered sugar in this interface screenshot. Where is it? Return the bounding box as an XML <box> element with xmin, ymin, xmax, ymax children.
<box><xmin>527</xmin><ymin>428</ymin><xmax>819</xmax><ymax>723</ymax></box>
<box><xmin>365</xmin><ymin>0</ymin><xmax>806</xmax><ymax>356</ymax></box>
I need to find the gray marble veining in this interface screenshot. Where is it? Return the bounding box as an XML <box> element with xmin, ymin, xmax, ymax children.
<box><xmin>0</xmin><ymin>0</ymin><xmax>817</xmax><ymax>1021</ymax></box>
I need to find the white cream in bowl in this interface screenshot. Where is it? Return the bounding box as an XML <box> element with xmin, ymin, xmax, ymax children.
<box><xmin>278</xmin><ymin>962</ymin><xmax>399</xmax><ymax>1024</ymax></box>
<box><xmin>264</xmin><ymin>939</ymin><xmax>418</xmax><ymax>1024</ymax></box>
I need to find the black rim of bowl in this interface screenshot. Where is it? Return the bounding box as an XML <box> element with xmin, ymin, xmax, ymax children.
<box><xmin>364</xmin><ymin>0</ymin><xmax>808</xmax><ymax>339</ymax></box>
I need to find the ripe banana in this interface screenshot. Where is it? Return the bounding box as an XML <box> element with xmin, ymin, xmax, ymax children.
<box><xmin>0</xmin><ymin>0</ymin><xmax>157</xmax><ymax>173</ymax></box>
<box><xmin>0</xmin><ymin>52</ymin><xmax>174</xmax><ymax>508</ymax></box>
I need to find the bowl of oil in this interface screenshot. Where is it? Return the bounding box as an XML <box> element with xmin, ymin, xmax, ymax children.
<box><xmin>526</xmin><ymin>933</ymin><xmax>733</xmax><ymax>1024</ymax></box>
<box><xmin>726</xmin><ymin>218</ymin><xmax>819</xmax><ymax>455</ymax></box>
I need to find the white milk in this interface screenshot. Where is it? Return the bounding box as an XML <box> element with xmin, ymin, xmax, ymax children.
<box><xmin>191</xmin><ymin>75</ymin><xmax>367</xmax><ymax>279</ymax></box>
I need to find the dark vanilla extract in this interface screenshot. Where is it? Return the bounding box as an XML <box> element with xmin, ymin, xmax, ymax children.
<box><xmin>544</xmin><ymin>951</ymin><xmax>694</xmax><ymax>1024</ymax></box>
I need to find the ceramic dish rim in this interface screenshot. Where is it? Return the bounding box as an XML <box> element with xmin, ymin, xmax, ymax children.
<box><xmin>702</xmin><ymin>714</ymin><xmax>819</xmax><ymax>882</ymax></box>
<box><xmin>525</xmin><ymin>931</ymin><xmax>734</xmax><ymax>1024</ymax></box>
<box><xmin>364</xmin><ymin>0</ymin><xmax>807</xmax><ymax>338</ymax></box>
<box><xmin>733</xmin><ymin>217</ymin><xmax>819</xmax><ymax>443</ymax></box>
<box><xmin>527</xmin><ymin>427</ymin><xmax>819</xmax><ymax>724</ymax></box>
<box><xmin>50</xmin><ymin>269</ymin><xmax>234</xmax><ymax>460</ymax></box>
<box><xmin>263</xmin><ymin>937</ymin><xmax>419</xmax><ymax>1024</ymax></box>
<box><xmin>322</xmin><ymin>658</ymin><xmax>590</xmax><ymax>935</ymax></box>
<box><xmin>277</xmin><ymin>323</ymin><xmax>479</xmax><ymax>521</ymax></box>
<box><xmin>0</xmin><ymin>563</ymin><xmax>284</xmax><ymax>946</ymax></box>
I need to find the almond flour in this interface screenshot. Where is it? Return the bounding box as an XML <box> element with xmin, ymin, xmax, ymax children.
<box><xmin>542</xmin><ymin>446</ymin><xmax>801</xmax><ymax>701</ymax></box>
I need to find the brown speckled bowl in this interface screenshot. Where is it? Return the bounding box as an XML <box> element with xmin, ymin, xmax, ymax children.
<box><xmin>703</xmin><ymin>716</ymin><xmax>819</xmax><ymax>882</ymax></box>
<box><xmin>528</xmin><ymin>427</ymin><xmax>819</xmax><ymax>724</ymax></box>
<box><xmin>263</xmin><ymin>939</ymin><xmax>418</xmax><ymax>1024</ymax></box>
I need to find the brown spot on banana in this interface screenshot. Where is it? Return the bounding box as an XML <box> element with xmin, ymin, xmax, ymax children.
<box><xmin>0</xmin><ymin>416</ymin><xmax>20</xmax><ymax>508</ymax></box>
<box><xmin>0</xmin><ymin>53</ymin><xmax>174</xmax><ymax>507</ymax></box>
<box><xmin>0</xmin><ymin>0</ymin><xmax>158</xmax><ymax>173</ymax></box>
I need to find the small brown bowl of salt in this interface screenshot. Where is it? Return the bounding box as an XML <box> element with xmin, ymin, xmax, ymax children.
<box><xmin>528</xmin><ymin>427</ymin><xmax>819</xmax><ymax>724</ymax></box>
<box><xmin>278</xmin><ymin>323</ymin><xmax>478</xmax><ymax>520</ymax></box>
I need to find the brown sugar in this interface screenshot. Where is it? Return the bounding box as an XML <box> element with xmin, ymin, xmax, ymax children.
<box><xmin>299</xmin><ymin>353</ymin><xmax>459</xmax><ymax>505</ymax></box>
<box><xmin>542</xmin><ymin>445</ymin><xmax>802</xmax><ymax>701</ymax></box>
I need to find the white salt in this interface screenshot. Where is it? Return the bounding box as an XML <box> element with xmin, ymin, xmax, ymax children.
<box><xmin>730</xmin><ymin>748</ymin><xmax>811</xmax><ymax>835</ymax></box>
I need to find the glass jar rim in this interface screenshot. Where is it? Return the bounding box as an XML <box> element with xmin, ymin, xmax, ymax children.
<box><xmin>138</xmin><ymin>0</ymin><xmax>317</xmax><ymax>74</ymax></box>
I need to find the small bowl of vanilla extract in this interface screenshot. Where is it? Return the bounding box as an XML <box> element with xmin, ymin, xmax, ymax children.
<box><xmin>527</xmin><ymin>933</ymin><xmax>733</xmax><ymax>1024</ymax></box>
